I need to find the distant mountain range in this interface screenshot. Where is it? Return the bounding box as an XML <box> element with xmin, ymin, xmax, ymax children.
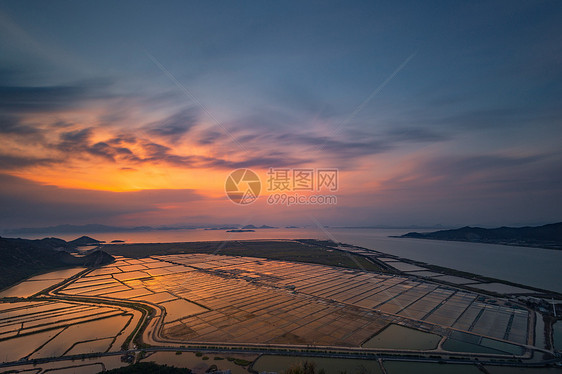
<box><xmin>2</xmin><ymin>224</ymin><xmax>199</xmax><ymax>235</ymax></box>
<box><xmin>3</xmin><ymin>223</ymin><xmax>455</xmax><ymax>235</ymax></box>
<box><xmin>204</xmin><ymin>224</ymin><xmax>277</xmax><ymax>231</ymax></box>
<box><xmin>0</xmin><ymin>236</ymin><xmax>114</xmax><ymax>291</ymax></box>
<box><xmin>2</xmin><ymin>223</ymin><xmax>280</xmax><ymax>235</ymax></box>
<box><xmin>398</xmin><ymin>222</ymin><xmax>562</xmax><ymax>250</ymax></box>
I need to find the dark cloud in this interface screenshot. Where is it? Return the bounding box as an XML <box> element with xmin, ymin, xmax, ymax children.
<box><xmin>47</xmin><ymin>128</ymin><xmax>137</xmax><ymax>163</ymax></box>
<box><xmin>55</xmin><ymin>128</ymin><xmax>94</xmax><ymax>154</ymax></box>
<box><xmin>0</xmin><ymin>79</ymin><xmax>114</xmax><ymax>114</ymax></box>
<box><xmin>106</xmin><ymin>134</ymin><xmax>138</xmax><ymax>145</ymax></box>
<box><xmin>214</xmin><ymin>154</ymin><xmax>310</xmax><ymax>169</ymax></box>
<box><xmin>279</xmin><ymin>132</ymin><xmax>392</xmax><ymax>157</ymax></box>
<box><xmin>196</xmin><ymin>129</ymin><xmax>222</xmax><ymax>145</ymax></box>
<box><xmin>0</xmin><ymin>115</ymin><xmax>40</xmax><ymax>135</ymax></box>
<box><xmin>0</xmin><ymin>154</ymin><xmax>58</xmax><ymax>170</ymax></box>
<box><xmin>145</xmin><ymin>109</ymin><xmax>199</xmax><ymax>142</ymax></box>
<box><xmin>222</xmin><ymin>129</ymin><xmax>382</xmax><ymax>165</ymax></box>
<box><xmin>266</xmin><ymin>127</ymin><xmax>448</xmax><ymax>165</ymax></box>
<box><xmin>88</xmin><ymin>142</ymin><xmax>134</xmax><ymax>162</ymax></box>
<box><xmin>384</xmin><ymin>127</ymin><xmax>449</xmax><ymax>142</ymax></box>
<box><xmin>0</xmin><ymin>115</ymin><xmax>48</xmax><ymax>145</ymax></box>
<box><xmin>60</xmin><ymin>127</ymin><xmax>92</xmax><ymax>143</ymax></box>
<box><xmin>48</xmin><ymin>121</ymin><xmax>75</xmax><ymax>129</ymax></box>
<box><xmin>135</xmin><ymin>139</ymin><xmax>306</xmax><ymax>169</ymax></box>
<box><xmin>141</xmin><ymin>141</ymin><xmax>171</xmax><ymax>157</ymax></box>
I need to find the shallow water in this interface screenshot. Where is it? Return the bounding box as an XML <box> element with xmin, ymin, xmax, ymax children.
<box><xmin>535</xmin><ymin>312</ymin><xmax>546</xmax><ymax>349</ymax></box>
<box><xmin>361</xmin><ymin>324</ymin><xmax>441</xmax><ymax>350</ymax></box>
<box><xmin>553</xmin><ymin>321</ymin><xmax>562</xmax><ymax>351</ymax></box>
<box><xmin>29</xmin><ymin>314</ymin><xmax>131</xmax><ymax>359</ymax></box>
<box><xmin>383</xmin><ymin>361</ymin><xmax>481</xmax><ymax>374</ymax></box>
<box><xmin>160</xmin><ymin>298</ymin><xmax>208</xmax><ymax>322</ymax></box>
<box><xmin>109</xmin><ymin>310</ymin><xmax>142</xmax><ymax>351</ymax></box>
<box><xmin>0</xmin><ymin>280</ymin><xmax>66</xmax><ymax>298</ymax></box>
<box><xmin>0</xmin><ymin>268</ymin><xmax>84</xmax><ymax>297</ymax></box>
<box><xmin>65</xmin><ymin>337</ymin><xmax>114</xmax><ymax>355</ymax></box>
<box><xmin>486</xmin><ymin>367</ymin><xmax>562</xmax><ymax>373</ymax></box>
<box><xmin>30</xmin><ymin>268</ymin><xmax>84</xmax><ymax>280</ymax></box>
<box><xmin>0</xmin><ymin>328</ymin><xmax>64</xmax><ymax>361</ymax></box>
<box><xmin>442</xmin><ymin>338</ymin><xmax>506</xmax><ymax>355</ymax></box>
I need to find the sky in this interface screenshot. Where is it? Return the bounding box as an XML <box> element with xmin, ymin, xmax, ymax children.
<box><xmin>0</xmin><ymin>0</ymin><xmax>561</xmax><ymax>230</ymax></box>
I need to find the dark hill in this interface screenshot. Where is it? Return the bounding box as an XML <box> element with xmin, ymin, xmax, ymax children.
<box><xmin>399</xmin><ymin>222</ymin><xmax>562</xmax><ymax>250</ymax></box>
<box><xmin>0</xmin><ymin>236</ymin><xmax>114</xmax><ymax>291</ymax></box>
<box><xmin>82</xmin><ymin>250</ymin><xmax>115</xmax><ymax>267</ymax></box>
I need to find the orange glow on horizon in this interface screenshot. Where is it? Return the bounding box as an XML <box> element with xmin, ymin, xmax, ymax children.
<box><xmin>10</xmin><ymin>164</ymin><xmax>230</xmax><ymax>195</ymax></box>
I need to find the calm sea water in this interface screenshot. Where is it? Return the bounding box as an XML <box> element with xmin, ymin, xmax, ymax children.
<box><xmin>19</xmin><ymin>227</ymin><xmax>562</xmax><ymax>293</ymax></box>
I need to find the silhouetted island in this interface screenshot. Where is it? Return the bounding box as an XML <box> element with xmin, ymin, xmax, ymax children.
<box><xmin>67</xmin><ymin>235</ymin><xmax>104</xmax><ymax>247</ymax></box>
<box><xmin>241</xmin><ymin>224</ymin><xmax>277</xmax><ymax>229</ymax></box>
<box><xmin>397</xmin><ymin>222</ymin><xmax>562</xmax><ymax>250</ymax></box>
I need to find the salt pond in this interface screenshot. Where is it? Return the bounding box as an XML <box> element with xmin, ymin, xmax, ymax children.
<box><xmin>361</xmin><ymin>324</ymin><xmax>441</xmax><ymax>350</ymax></box>
<box><xmin>160</xmin><ymin>299</ymin><xmax>207</xmax><ymax>322</ymax></box>
<box><xmin>383</xmin><ymin>361</ymin><xmax>481</xmax><ymax>374</ymax></box>
<box><xmin>553</xmin><ymin>321</ymin><xmax>562</xmax><ymax>351</ymax></box>
<box><xmin>0</xmin><ymin>328</ymin><xmax>64</xmax><ymax>361</ymax></box>
<box><xmin>0</xmin><ymin>268</ymin><xmax>84</xmax><ymax>297</ymax></box>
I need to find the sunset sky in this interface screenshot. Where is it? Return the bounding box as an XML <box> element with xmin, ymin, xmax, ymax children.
<box><xmin>0</xmin><ymin>1</ymin><xmax>561</xmax><ymax>229</ymax></box>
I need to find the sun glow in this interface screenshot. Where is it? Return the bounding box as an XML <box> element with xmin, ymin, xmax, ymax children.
<box><xmin>10</xmin><ymin>163</ymin><xmax>230</xmax><ymax>195</ymax></box>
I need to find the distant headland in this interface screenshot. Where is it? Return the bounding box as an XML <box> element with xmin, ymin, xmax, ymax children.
<box><xmin>396</xmin><ymin>222</ymin><xmax>562</xmax><ymax>250</ymax></box>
